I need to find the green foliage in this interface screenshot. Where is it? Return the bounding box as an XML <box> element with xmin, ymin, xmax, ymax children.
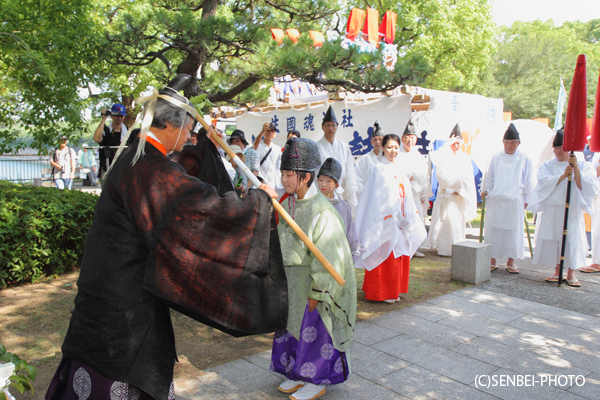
<box><xmin>0</xmin><ymin>343</ymin><xmax>36</xmax><ymax>397</ymax></box>
<box><xmin>0</xmin><ymin>181</ymin><xmax>98</xmax><ymax>287</ymax></box>
<box><xmin>347</xmin><ymin>0</ymin><xmax>496</xmax><ymax>92</ymax></box>
<box><xmin>479</xmin><ymin>19</ymin><xmax>600</xmax><ymax>123</ymax></box>
<box><xmin>0</xmin><ymin>0</ymin><xmax>107</xmax><ymax>153</ymax></box>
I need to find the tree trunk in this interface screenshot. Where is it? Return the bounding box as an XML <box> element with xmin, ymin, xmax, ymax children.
<box><xmin>121</xmin><ymin>93</ymin><xmax>136</xmax><ymax>128</ymax></box>
<box><xmin>176</xmin><ymin>0</ymin><xmax>220</xmax><ymax>98</ymax></box>
<box><xmin>176</xmin><ymin>51</ymin><xmax>204</xmax><ymax>99</ymax></box>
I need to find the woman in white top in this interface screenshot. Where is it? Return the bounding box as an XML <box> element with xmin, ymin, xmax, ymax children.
<box><xmin>355</xmin><ymin>134</ymin><xmax>427</xmax><ymax>303</ymax></box>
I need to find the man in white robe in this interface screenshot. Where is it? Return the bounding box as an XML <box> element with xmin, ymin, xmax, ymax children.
<box><xmin>528</xmin><ymin>130</ymin><xmax>599</xmax><ymax>286</ymax></box>
<box><xmin>426</xmin><ymin>124</ymin><xmax>477</xmax><ymax>256</ymax></box>
<box><xmin>582</xmin><ymin>152</ymin><xmax>600</xmax><ymax>273</ymax></box>
<box><xmin>396</xmin><ymin>120</ymin><xmax>432</xmax><ymax>257</ymax></box>
<box><xmin>355</xmin><ymin>120</ymin><xmax>383</xmax><ymax>199</ymax></box>
<box><xmin>253</xmin><ymin>122</ymin><xmax>284</xmax><ymax>196</ymax></box>
<box><xmin>483</xmin><ymin>123</ymin><xmax>534</xmax><ymax>273</ymax></box>
<box><xmin>316</xmin><ymin>106</ymin><xmax>359</xmax><ymax>214</ymax></box>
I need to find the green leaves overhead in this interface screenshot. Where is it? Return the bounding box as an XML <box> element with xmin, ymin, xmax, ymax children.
<box><xmin>480</xmin><ymin>19</ymin><xmax>600</xmax><ymax>123</ymax></box>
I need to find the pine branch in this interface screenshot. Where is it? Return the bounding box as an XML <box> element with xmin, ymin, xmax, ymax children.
<box><xmin>206</xmin><ymin>74</ymin><xmax>262</xmax><ymax>102</ymax></box>
<box><xmin>262</xmin><ymin>0</ymin><xmax>338</xmax><ymax>21</ymax></box>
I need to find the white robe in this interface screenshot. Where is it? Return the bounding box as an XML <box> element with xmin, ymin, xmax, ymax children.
<box><xmin>354</xmin><ymin>157</ymin><xmax>427</xmax><ymax>271</ymax></box>
<box><xmin>483</xmin><ymin>149</ymin><xmax>534</xmax><ymax>260</ymax></box>
<box><xmin>317</xmin><ymin>137</ymin><xmax>359</xmax><ymax>215</ymax></box>
<box><xmin>426</xmin><ymin>146</ymin><xmax>477</xmax><ymax>256</ymax></box>
<box><xmin>395</xmin><ymin>146</ymin><xmax>433</xmax><ymax>224</ymax></box>
<box><xmin>591</xmin><ymin>153</ymin><xmax>600</xmax><ymax>263</ymax></box>
<box><xmin>327</xmin><ymin>192</ymin><xmax>365</xmax><ymax>262</ymax></box>
<box><xmin>528</xmin><ymin>158</ymin><xmax>599</xmax><ymax>270</ymax></box>
<box><xmin>355</xmin><ymin>149</ymin><xmax>382</xmax><ymax>199</ymax></box>
<box><xmin>257</xmin><ymin>141</ymin><xmax>283</xmax><ymax>194</ymax></box>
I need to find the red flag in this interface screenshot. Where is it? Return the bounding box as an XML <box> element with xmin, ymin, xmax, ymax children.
<box><xmin>271</xmin><ymin>28</ymin><xmax>284</xmax><ymax>45</ymax></box>
<box><xmin>309</xmin><ymin>30</ymin><xmax>324</xmax><ymax>47</ymax></box>
<box><xmin>286</xmin><ymin>29</ymin><xmax>300</xmax><ymax>43</ymax></box>
<box><xmin>563</xmin><ymin>54</ymin><xmax>588</xmax><ymax>152</ymax></box>
<box><xmin>362</xmin><ymin>7</ymin><xmax>380</xmax><ymax>47</ymax></box>
<box><xmin>379</xmin><ymin>11</ymin><xmax>397</xmax><ymax>44</ymax></box>
<box><xmin>590</xmin><ymin>67</ymin><xmax>600</xmax><ymax>152</ymax></box>
<box><xmin>346</xmin><ymin>8</ymin><xmax>366</xmax><ymax>41</ymax></box>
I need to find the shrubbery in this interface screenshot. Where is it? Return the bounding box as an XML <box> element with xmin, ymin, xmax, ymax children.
<box><xmin>0</xmin><ymin>181</ymin><xmax>98</xmax><ymax>287</ymax></box>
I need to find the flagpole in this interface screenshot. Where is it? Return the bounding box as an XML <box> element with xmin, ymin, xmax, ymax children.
<box><xmin>554</xmin><ymin>78</ymin><xmax>567</xmax><ymax>133</ymax></box>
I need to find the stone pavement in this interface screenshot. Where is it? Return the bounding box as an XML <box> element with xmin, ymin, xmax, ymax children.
<box><xmin>173</xmin><ymin>243</ymin><xmax>600</xmax><ymax>400</ymax></box>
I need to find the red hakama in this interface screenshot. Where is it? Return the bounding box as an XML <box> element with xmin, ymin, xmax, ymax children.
<box><xmin>362</xmin><ymin>252</ymin><xmax>410</xmax><ymax>301</ymax></box>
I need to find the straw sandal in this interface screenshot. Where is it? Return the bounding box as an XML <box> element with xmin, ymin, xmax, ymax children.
<box><xmin>506</xmin><ymin>265</ymin><xmax>520</xmax><ymax>274</ymax></box>
<box><xmin>566</xmin><ymin>279</ymin><xmax>581</xmax><ymax>287</ymax></box>
<box><xmin>279</xmin><ymin>380</ymin><xmax>305</xmax><ymax>394</ymax></box>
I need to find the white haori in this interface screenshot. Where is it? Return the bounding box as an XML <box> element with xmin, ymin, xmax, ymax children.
<box><xmin>257</xmin><ymin>141</ymin><xmax>283</xmax><ymax>192</ymax></box>
<box><xmin>354</xmin><ymin>157</ymin><xmax>427</xmax><ymax>271</ymax></box>
<box><xmin>395</xmin><ymin>146</ymin><xmax>432</xmax><ymax>224</ymax></box>
<box><xmin>483</xmin><ymin>149</ymin><xmax>534</xmax><ymax>260</ymax></box>
<box><xmin>528</xmin><ymin>158</ymin><xmax>599</xmax><ymax>270</ymax></box>
<box><xmin>355</xmin><ymin>149</ymin><xmax>382</xmax><ymax>199</ymax></box>
<box><xmin>426</xmin><ymin>146</ymin><xmax>477</xmax><ymax>256</ymax></box>
<box><xmin>317</xmin><ymin>137</ymin><xmax>358</xmax><ymax>215</ymax></box>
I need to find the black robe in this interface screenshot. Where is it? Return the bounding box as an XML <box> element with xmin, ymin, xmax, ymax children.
<box><xmin>58</xmin><ymin>139</ymin><xmax>287</xmax><ymax>400</ymax></box>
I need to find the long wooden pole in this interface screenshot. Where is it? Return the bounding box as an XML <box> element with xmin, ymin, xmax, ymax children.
<box><xmin>558</xmin><ymin>151</ymin><xmax>574</xmax><ymax>287</ymax></box>
<box><xmin>196</xmin><ymin>117</ymin><xmax>346</xmax><ymax>287</ymax></box>
<box><xmin>525</xmin><ymin>214</ymin><xmax>534</xmax><ymax>258</ymax></box>
<box><xmin>479</xmin><ymin>193</ymin><xmax>486</xmax><ymax>243</ymax></box>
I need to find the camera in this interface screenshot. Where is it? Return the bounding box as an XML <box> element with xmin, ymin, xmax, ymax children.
<box><xmin>101</xmin><ymin>111</ymin><xmax>112</xmax><ymax>117</ymax></box>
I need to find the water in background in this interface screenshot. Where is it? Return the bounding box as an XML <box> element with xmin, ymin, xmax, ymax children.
<box><xmin>0</xmin><ymin>157</ymin><xmax>51</xmax><ymax>182</ymax></box>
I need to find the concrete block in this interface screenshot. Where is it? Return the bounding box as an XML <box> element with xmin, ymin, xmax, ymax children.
<box><xmin>452</xmin><ymin>241</ymin><xmax>492</xmax><ymax>285</ymax></box>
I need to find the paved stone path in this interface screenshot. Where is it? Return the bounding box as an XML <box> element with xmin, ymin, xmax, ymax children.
<box><xmin>75</xmin><ymin>182</ymin><xmax>598</xmax><ymax>399</ymax></box>
<box><xmin>173</xmin><ymin>245</ymin><xmax>600</xmax><ymax>400</ymax></box>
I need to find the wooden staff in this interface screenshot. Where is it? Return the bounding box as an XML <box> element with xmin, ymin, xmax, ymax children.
<box><xmin>479</xmin><ymin>192</ymin><xmax>486</xmax><ymax>243</ymax></box>
<box><xmin>195</xmin><ymin>117</ymin><xmax>346</xmax><ymax>287</ymax></box>
<box><xmin>558</xmin><ymin>151</ymin><xmax>574</xmax><ymax>287</ymax></box>
<box><xmin>525</xmin><ymin>214</ymin><xmax>534</xmax><ymax>257</ymax></box>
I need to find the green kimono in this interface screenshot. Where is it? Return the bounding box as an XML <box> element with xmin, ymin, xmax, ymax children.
<box><xmin>278</xmin><ymin>189</ymin><xmax>357</xmax><ymax>352</ymax></box>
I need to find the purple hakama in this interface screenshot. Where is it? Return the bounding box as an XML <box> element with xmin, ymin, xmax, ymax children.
<box><xmin>45</xmin><ymin>358</ymin><xmax>175</xmax><ymax>400</ymax></box>
<box><xmin>270</xmin><ymin>303</ymin><xmax>349</xmax><ymax>385</ymax></box>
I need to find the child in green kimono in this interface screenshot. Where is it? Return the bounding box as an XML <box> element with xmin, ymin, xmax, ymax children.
<box><xmin>271</xmin><ymin>137</ymin><xmax>357</xmax><ymax>400</ymax></box>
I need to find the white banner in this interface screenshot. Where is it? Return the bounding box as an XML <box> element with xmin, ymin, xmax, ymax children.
<box><xmin>236</xmin><ymin>96</ymin><xmax>412</xmax><ymax>158</ymax></box>
<box><xmin>412</xmin><ymin>89</ymin><xmax>505</xmax><ymax>157</ymax></box>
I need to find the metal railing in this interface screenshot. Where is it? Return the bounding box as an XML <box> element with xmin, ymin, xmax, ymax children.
<box><xmin>0</xmin><ymin>147</ymin><xmax>111</xmax><ymax>184</ymax></box>
<box><xmin>0</xmin><ymin>155</ymin><xmax>53</xmax><ymax>183</ymax></box>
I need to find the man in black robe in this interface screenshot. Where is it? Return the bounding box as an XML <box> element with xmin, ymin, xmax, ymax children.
<box><xmin>46</xmin><ymin>75</ymin><xmax>287</xmax><ymax>400</ymax></box>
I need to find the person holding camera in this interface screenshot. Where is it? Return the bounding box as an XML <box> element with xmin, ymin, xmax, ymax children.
<box><xmin>94</xmin><ymin>103</ymin><xmax>129</xmax><ymax>177</ymax></box>
<box><xmin>253</xmin><ymin>122</ymin><xmax>283</xmax><ymax>195</ymax></box>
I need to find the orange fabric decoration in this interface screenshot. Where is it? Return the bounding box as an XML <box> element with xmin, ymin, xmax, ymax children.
<box><xmin>362</xmin><ymin>7</ymin><xmax>380</xmax><ymax>47</ymax></box>
<box><xmin>346</xmin><ymin>8</ymin><xmax>366</xmax><ymax>40</ymax></box>
<box><xmin>379</xmin><ymin>11</ymin><xmax>397</xmax><ymax>44</ymax></box>
<box><xmin>271</xmin><ymin>28</ymin><xmax>285</xmax><ymax>44</ymax></box>
<box><xmin>145</xmin><ymin>135</ymin><xmax>167</xmax><ymax>156</ymax></box>
<box><xmin>309</xmin><ymin>30</ymin><xmax>324</xmax><ymax>47</ymax></box>
<box><xmin>286</xmin><ymin>29</ymin><xmax>300</xmax><ymax>43</ymax></box>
